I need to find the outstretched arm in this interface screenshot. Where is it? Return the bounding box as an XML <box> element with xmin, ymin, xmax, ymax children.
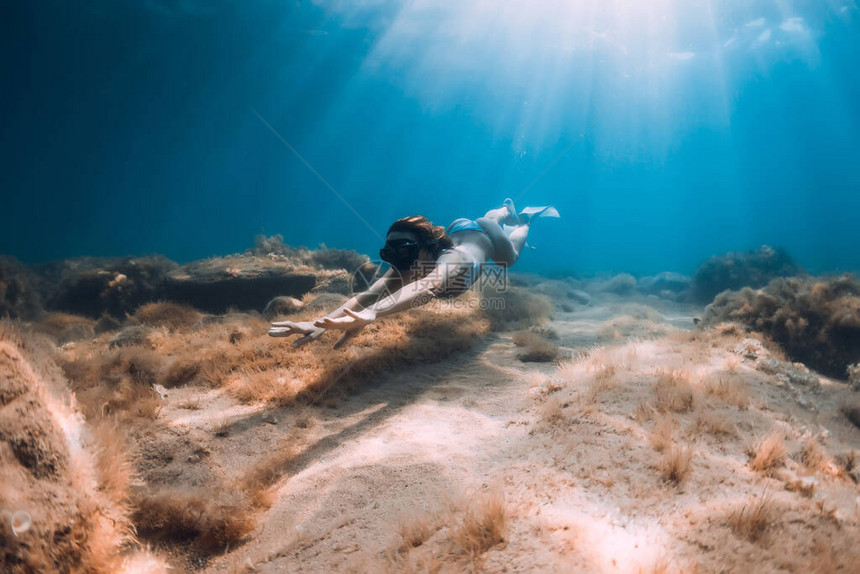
<box><xmin>267</xmin><ymin>319</ymin><xmax>326</xmax><ymax>348</ymax></box>
<box><xmin>323</xmin><ymin>268</ymin><xmax>404</xmax><ymax>320</ymax></box>
<box><xmin>318</xmin><ymin>277</ymin><xmax>435</xmax><ymax>326</ymax></box>
<box><xmin>269</xmin><ymin>268</ymin><xmax>404</xmax><ymax>347</ymax></box>
<box><xmin>314</xmin><ymin>261</ymin><xmax>452</xmax><ymax>337</ymax></box>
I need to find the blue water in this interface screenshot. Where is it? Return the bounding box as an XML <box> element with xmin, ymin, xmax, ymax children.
<box><xmin>2</xmin><ymin>1</ymin><xmax>859</xmax><ymax>276</ymax></box>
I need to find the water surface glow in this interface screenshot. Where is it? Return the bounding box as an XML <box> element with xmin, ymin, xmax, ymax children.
<box><xmin>1</xmin><ymin>1</ymin><xmax>858</xmax><ymax>274</ymax></box>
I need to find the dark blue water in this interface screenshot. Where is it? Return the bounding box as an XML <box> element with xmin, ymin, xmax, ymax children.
<box><xmin>2</xmin><ymin>1</ymin><xmax>859</xmax><ymax>276</ymax></box>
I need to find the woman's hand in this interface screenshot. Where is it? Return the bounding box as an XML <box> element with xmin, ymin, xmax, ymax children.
<box><xmin>314</xmin><ymin>308</ymin><xmax>376</xmax><ymax>331</ymax></box>
<box><xmin>269</xmin><ymin>309</ymin><xmax>377</xmax><ymax>350</ymax></box>
<box><xmin>314</xmin><ymin>309</ymin><xmax>376</xmax><ymax>349</ymax></box>
<box><xmin>268</xmin><ymin>320</ymin><xmax>326</xmax><ymax>348</ymax></box>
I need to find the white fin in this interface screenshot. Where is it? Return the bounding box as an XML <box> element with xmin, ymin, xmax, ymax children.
<box><xmin>519</xmin><ymin>205</ymin><xmax>560</xmax><ymax>222</ymax></box>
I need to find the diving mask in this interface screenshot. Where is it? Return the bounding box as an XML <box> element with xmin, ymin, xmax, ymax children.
<box><xmin>380</xmin><ymin>238</ymin><xmax>421</xmax><ymax>270</ymax></box>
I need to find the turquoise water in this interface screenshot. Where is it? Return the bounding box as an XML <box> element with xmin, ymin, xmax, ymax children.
<box><xmin>2</xmin><ymin>1</ymin><xmax>859</xmax><ymax>276</ymax></box>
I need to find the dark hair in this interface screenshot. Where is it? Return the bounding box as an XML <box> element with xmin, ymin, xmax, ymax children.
<box><xmin>387</xmin><ymin>215</ymin><xmax>453</xmax><ymax>259</ymax></box>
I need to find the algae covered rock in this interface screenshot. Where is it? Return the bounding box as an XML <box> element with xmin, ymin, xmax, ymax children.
<box><xmin>161</xmin><ymin>256</ymin><xmax>318</xmax><ymax>314</ymax></box>
<box><xmin>36</xmin><ymin>256</ymin><xmax>178</xmax><ymax>319</ymax></box>
<box><xmin>848</xmin><ymin>363</ymin><xmax>860</xmax><ymax>391</ymax></box>
<box><xmin>263</xmin><ymin>296</ymin><xmax>304</xmax><ymax>320</ymax></box>
<box><xmin>251</xmin><ymin>234</ymin><xmax>371</xmax><ymax>272</ymax></box>
<box><xmin>638</xmin><ymin>272</ymin><xmax>691</xmax><ymax>300</ymax></box>
<box><xmin>701</xmin><ymin>274</ymin><xmax>860</xmax><ymax>380</ymax></box>
<box><xmin>0</xmin><ymin>328</ymin><xmax>136</xmax><ymax>573</ymax></box>
<box><xmin>11</xmin><ymin>239</ymin><xmax>373</xmax><ymax>318</ymax></box>
<box><xmin>589</xmin><ymin>273</ymin><xmax>636</xmax><ymax>296</ymax></box>
<box><xmin>0</xmin><ymin>256</ymin><xmax>42</xmax><ymax>320</ymax></box>
<box><xmin>691</xmin><ymin>245</ymin><xmax>802</xmax><ymax>303</ymax></box>
<box><xmin>108</xmin><ymin>325</ymin><xmax>154</xmax><ymax>349</ymax></box>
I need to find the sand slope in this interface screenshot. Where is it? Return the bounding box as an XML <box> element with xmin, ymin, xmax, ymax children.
<box><xmin>142</xmin><ymin>296</ymin><xmax>860</xmax><ymax>573</ymax></box>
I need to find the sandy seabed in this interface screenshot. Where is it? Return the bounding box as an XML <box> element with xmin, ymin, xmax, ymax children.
<box><xmin>2</xmin><ymin>285</ymin><xmax>859</xmax><ymax>573</ymax></box>
<box><xmin>214</xmin><ymin>301</ymin><xmax>860</xmax><ymax>573</ymax></box>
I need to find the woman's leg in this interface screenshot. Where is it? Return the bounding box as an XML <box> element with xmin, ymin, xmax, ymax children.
<box><xmin>475</xmin><ymin>217</ymin><xmax>529</xmax><ymax>267</ymax></box>
<box><xmin>506</xmin><ymin>224</ymin><xmax>530</xmax><ymax>256</ymax></box>
<box><xmin>482</xmin><ymin>206</ymin><xmax>509</xmax><ymax>224</ymax></box>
